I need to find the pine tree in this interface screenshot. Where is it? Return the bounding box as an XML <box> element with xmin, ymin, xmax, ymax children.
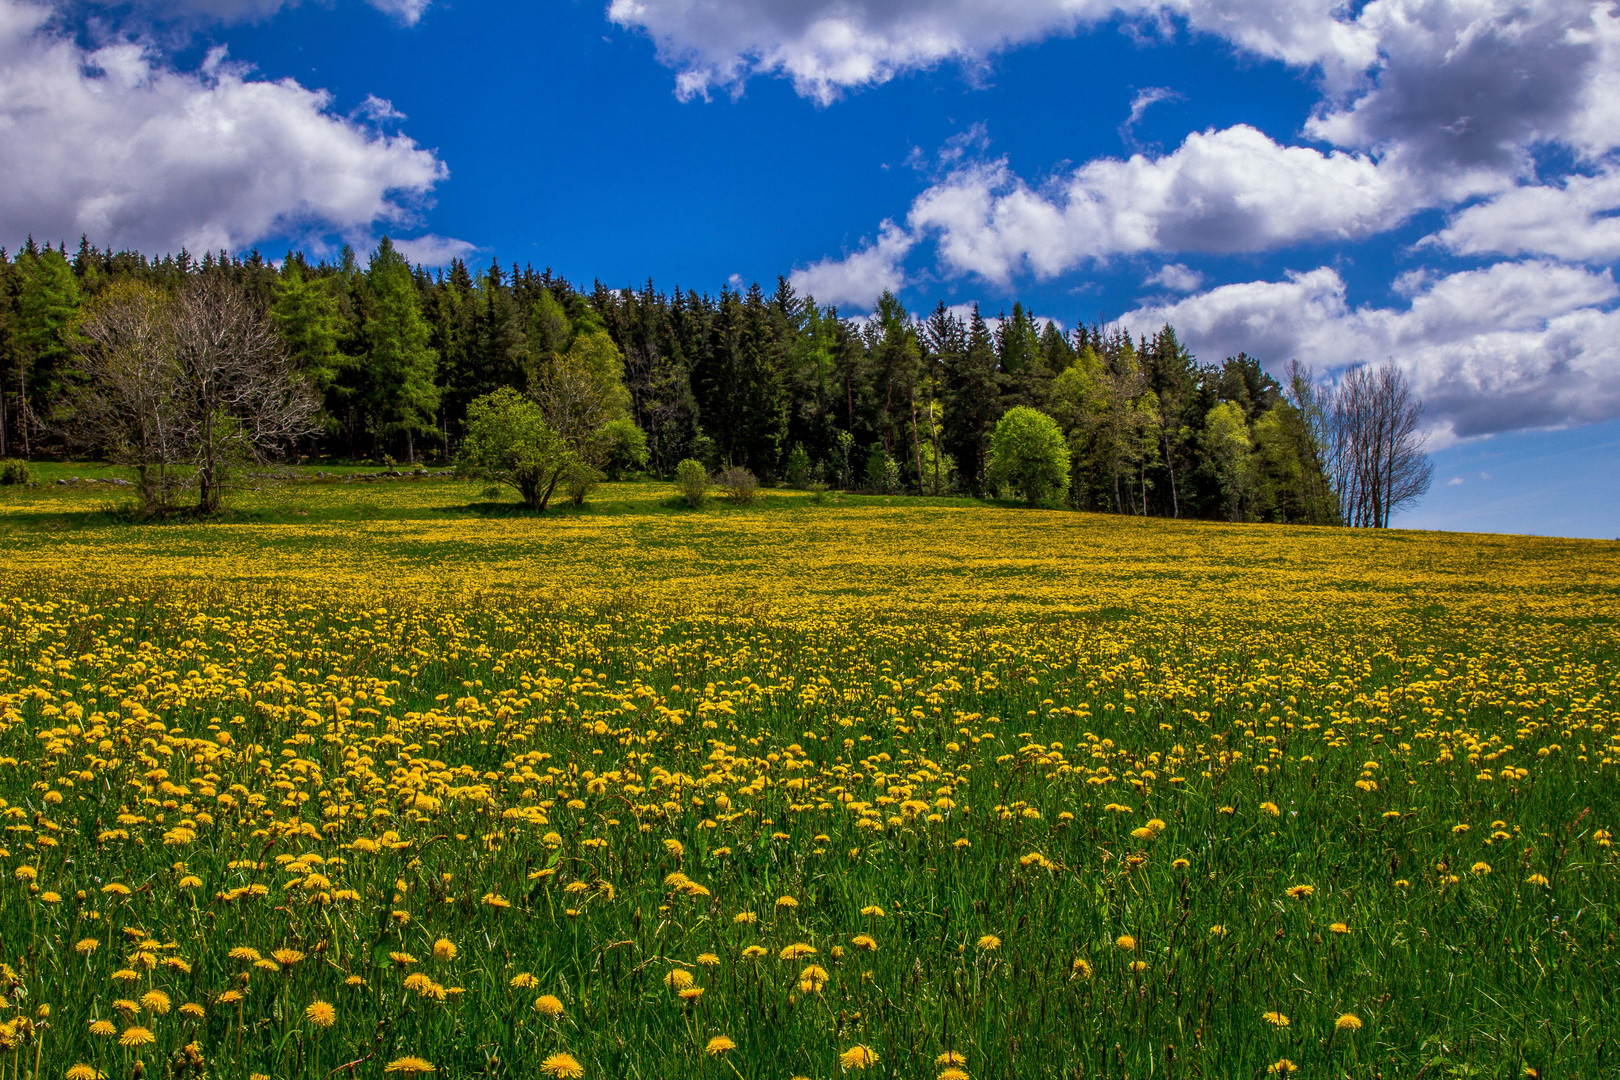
<box><xmin>943</xmin><ymin>304</ymin><xmax>999</xmax><ymax>495</ymax></box>
<box><xmin>361</xmin><ymin>238</ymin><xmax>439</xmax><ymax>464</ymax></box>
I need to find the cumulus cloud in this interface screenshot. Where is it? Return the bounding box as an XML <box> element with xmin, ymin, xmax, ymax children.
<box><xmin>906</xmin><ymin>125</ymin><xmax>1413</xmax><ymax>284</ymax></box>
<box><xmin>1121</xmin><ymin>261</ymin><xmax>1620</xmax><ymax>441</ymax></box>
<box><xmin>1430</xmin><ymin>169</ymin><xmax>1620</xmax><ymax>262</ymax></box>
<box><xmin>393</xmin><ymin>233</ymin><xmax>478</xmax><ymax>266</ymax></box>
<box><xmin>607</xmin><ymin>0</ymin><xmax>1376</xmax><ymax>104</ymax></box>
<box><xmin>788</xmin><ymin>220</ymin><xmax>913</xmax><ymax>310</ymax></box>
<box><xmin>0</xmin><ymin>0</ymin><xmax>449</xmax><ymax>255</ymax></box>
<box><xmin>1145</xmin><ymin>263</ymin><xmax>1204</xmax><ymax>292</ymax></box>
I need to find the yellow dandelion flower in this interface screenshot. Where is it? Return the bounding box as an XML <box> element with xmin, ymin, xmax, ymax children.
<box><xmin>433</xmin><ymin>939</ymin><xmax>457</xmax><ymax>961</ymax></box>
<box><xmin>389</xmin><ymin>952</ymin><xmax>417</xmax><ymax>967</ymax></box>
<box><xmin>119</xmin><ymin>1026</ymin><xmax>155</xmax><ymax>1047</ymax></box>
<box><xmin>305</xmin><ymin>1001</ymin><xmax>336</xmax><ymax>1027</ymax></box>
<box><xmin>1071</xmin><ymin>958</ymin><xmax>1093</xmax><ymax>979</ymax></box>
<box><xmin>936</xmin><ymin>1051</ymin><xmax>967</xmax><ymax>1066</ymax></box>
<box><xmin>1337</xmin><ymin>1013</ymin><xmax>1363</xmax><ymax>1031</ymax></box>
<box><xmin>384</xmin><ymin>1057</ymin><xmax>436</xmax><ymax>1075</ymax></box>
<box><xmin>67</xmin><ymin>1066</ymin><xmax>105</xmax><ymax>1080</ymax></box>
<box><xmin>1268</xmin><ymin>1061</ymin><xmax>1298</xmax><ymax>1075</ymax></box>
<box><xmin>179</xmin><ymin>1003</ymin><xmax>205</xmax><ymax>1019</ymax></box>
<box><xmin>798</xmin><ymin>964</ymin><xmax>829</xmax><ymax>992</ymax></box>
<box><xmin>1285</xmin><ymin>885</ymin><xmax>1315</xmax><ymax>900</ymax></box>
<box><xmin>88</xmin><ymin>1020</ymin><xmax>117</xmax><ymax>1037</ymax></box>
<box><xmin>775</xmin><ymin>895</ymin><xmax>799</xmax><ymax>909</ymax></box>
<box><xmin>1116</xmin><ymin>935</ymin><xmax>1136</xmax><ymax>951</ymax></box>
<box><xmin>851</xmin><ymin>934</ymin><xmax>878</xmax><ymax>951</ymax></box>
<box><xmin>75</xmin><ymin>939</ymin><xmax>100</xmax><ymax>954</ymax></box>
<box><xmin>678</xmin><ymin>987</ymin><xmax>705</xmax><ymax>1001</ymax></box>
<box><xmin>741</xmin><ymin>945</ymin><xmax>768</xmax><ymax>960</ymax></box>
<box><xmin>939</xmin><ymin>1070</ymin><xmax>970</xmax><ymax>1080</ymax></box>
<box><xmin>705</xmin><ymin>1036</ymin><xmax>736</xmax><ymax>1056</ymax></box>
<box><xmin>539</xmin><ymin>1052</ymin><xmax>584</xmax><ymax>1079</ymax></box>
<box><xmin>696</xmin><ymin>953</ymin><xmax>720</xmax><ymax>967</ymax></box>
<box><xmin>1329</xmin><ymin>922</ymin><xmax>1351</xmax><ymax>934</ymax></box>
<box><xmin>271</xmin><ymin>948</ymin><xmax>304</xmax><ymax>967</ymax></box>
<box><xmin>534</xmin><ymin>995</ymin><xmax>565</xmax><ymax>1017</ymax></box>
<box><xmin>779</xmin><ymin>943</ymin><xmax>817</xmax><ymax>961</ymax></box>
<box><xmin>1262</xmin><ymin>1011</ymin><xmax>1290</xmax><ymax>1027</ymax></box>
<box><xmin>229</xmin><ymin>947</ymin><xmax>261</xmax><ymax>963</ymax></box>
<box><xmin>140</xmin><ymin>990</ymin><xmax>171</xmax><ymax>1014</ymax></box>
<box><xmin>977</xmin><ymin>934</ymin><xmax>1000</xmax><ymax>951</ymax></box>
<box><xmin>1472</xmin><ymin>861</ymin><xmax>1492</xmax><ymax>875</ymax></box>
<box><xmin>1526</xmin><ymin>873</ymin><xmax>1550</xmax><ymax>886</ymax></box>
<box><xmin>511</xmin><ymin>972</ymin><xmax>539</xmax><ymax>988</ymax></box>
<box><xmin>664</xmin><ymin>969</ymin><xmax>694</xmax><ymax>990</ymax></box>
<box><xmin>861</xmin><ymin>905</ymin><xmax>886</xmax><ymax>917</ymax></box>
<box><xmin>839</xmin><ymin>1045</ymin><xmax>880</xmax><ymax>1070</ymax></box>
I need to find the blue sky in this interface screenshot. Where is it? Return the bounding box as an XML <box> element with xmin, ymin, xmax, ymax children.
<box><xmin>3</xmin><ymin>0</ymin><xmax>1617</xmax><ymax>536</ymax></box>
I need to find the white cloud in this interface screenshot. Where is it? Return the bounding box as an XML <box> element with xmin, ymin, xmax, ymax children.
<box><xmin>1145</xmin><ymin>262</ymin><xmax>1204</xmax><ymax>292</ymax></box>
<box><xmin>788</xmin><ymin>220</ymin><xmax>913</xmax><ymax>310</ymax></box>
<box><xmin>906</xmin><ymin>125</ymin><xmax>1413</xmax><ymax>284</ymax></box>
<box><xmin>1120</xmin><ymin>260</ymin><xmax>1620</xmax><ymax>441</ymax></box>
<box><xmin>0</xmin><ymin>0</ymin><xmax>447</xmax><ymax>254</ymax></box>
<box><xmin>1430</xmin><ymin>169</ymin><xmax>1620</xmax><ymax>262</ymax></box>
<box><xmin>393</xmin><ymin>233</ymin><xmax>477</xmax><ymax>266</ymax></box>
<box><xmin>1120</xmin><ymin>85</ymin><xmax>1179</xmax><ymax>144</ymax></box>
<box><xmin>607</xmin><ymin>0</ymin><xmax>1377</xmax><ymax>104</ymax></box>
<box><xmin>89</xmin><ymin>0</ymin><xmax>431</xmax><ymax>26</ymax></box>
<box><xmin>1448</xmin><ymin>476</ymin><xmax>1465</xmax><ymax>485</ymax></box>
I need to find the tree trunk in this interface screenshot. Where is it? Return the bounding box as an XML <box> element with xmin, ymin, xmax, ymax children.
<box><xmin>1163</xmin><ymin>430</ymin><xmax>1178</xmax><ymax>518</ymax></box>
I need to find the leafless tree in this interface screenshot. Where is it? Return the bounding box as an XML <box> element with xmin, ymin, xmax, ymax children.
<box><xmin>1325</xmin><ymin>361</ymin><xmax>1433</xmax><ymax>528</ymax></box>
<box><xmin>61</xmin><ymin>274</ymin><xmax>318</xmax><ymax>514</ymax></box>
<box><xmin>62</xmin><ymin>281</ymin><xmax>189</xmax><ymax>512</ymax></box>
<box><xmin>172</xmin><ymin>274</ymin><xmax>320</xmax><ymax>512</ymax></box>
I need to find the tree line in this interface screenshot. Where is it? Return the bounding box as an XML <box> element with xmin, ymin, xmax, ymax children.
<box><xmin>0</xmin><ymin>235</ymin><xmax>1431</xmax><ymax>524</ymax></box>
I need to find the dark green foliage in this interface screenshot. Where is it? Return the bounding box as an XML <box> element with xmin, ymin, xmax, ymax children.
<box><xmin>0</xmin><ymin>235</ymin><xmax>1345</xmax><ymax>526</ymax></box>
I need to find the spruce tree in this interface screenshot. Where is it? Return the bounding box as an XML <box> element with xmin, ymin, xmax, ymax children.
<box><xmin>362</xmin><ymin>238</ymin><xmax>439</xmax><ymax>464</ymax></box>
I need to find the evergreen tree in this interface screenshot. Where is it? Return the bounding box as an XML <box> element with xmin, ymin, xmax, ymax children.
<box><xmin>361</xmin><ymin>238</ymin><xmax>439</xmax><ymax>464</ymax></box>
<box><xmin>943</xmin><ymin>304</ymin><xmax>998</xmax><ymax>495</ymax></box>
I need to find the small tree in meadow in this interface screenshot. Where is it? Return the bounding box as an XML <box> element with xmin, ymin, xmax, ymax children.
<box><xmin>674</xmin><ymin>458</ymin><xmax>708</xmax><ymax>507</ymax></box>
<box><xmin>456</xmin><ymin>387</ymin><xmax>577</xmax><ymax>511</ymax></box>
<box><xmin>715</xmin><ymin>465</ymin><xmax>759</xmax><ymax>504</ymax></box>
<box><xmin>987</xmin><ymin>406</ymin><xmax>1070</xmax><ymax>506</ymax></box>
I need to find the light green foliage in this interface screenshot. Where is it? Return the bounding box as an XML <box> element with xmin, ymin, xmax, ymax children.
<box><xmin>562</xmin><ymin>460</ymin><xmax>605</xmax><ymax>507</ymax></box>
<box><xmin>1204</xmin><ymin>400</ymin><xmax>1256</xmax><ymax>521</ymax></box>
<box><xmin>597</xmin><ymin>418</ymin><xmax>649</xmax><ymax>480</ymax></box>
<box><xmin>863</xmin><ymin>443</ymin><xmax>901</xmax><ymax>494</ymax></box>
<box><xmin>272</xmin><ymin>261</ymin><xmax>347</xmax><ymax>393</ymax></box>
<box><xmin>0</xmin><ymin>458</ymin><xmax>31</xmax><ymax>485</ymax></box>
<box><xmin>363</xmin><ymin>238</ymin><xmax>439</xmax><ymax>461</ymax></box>
<box><xmin>455</xmin><ymin>387</ymin><xmax>575</xmax><ymax>510</ymax></box>
<box><xmin>674</xmin><ymin>457</ymin><xmax>708</xmax><ymax>507</ymax></box>
<box><xmin>988</xmin><ymin>405</ymin><xmax>1070</xmax><ymax>506</ymax></box>
<box><xmin>785</xmin><ymin>442</ymin><xmax>813</xmax><ymax>489</ymax></box>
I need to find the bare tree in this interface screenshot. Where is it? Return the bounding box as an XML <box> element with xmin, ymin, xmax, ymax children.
<box><xmin>172</xmin><ymin>275</ymin><xmax>320</xmax><ymax>512</ymax></box>
<box><xmin>61</xmin><ymin>274</ymin><xmax>318</xmax><ymax>514</ymax></box>
<box><xmin>62</xmin><ymin>282</ymin><xmax>189</xmax><ymax>513</ymax></box>
<box><xmin>1325</xmin><ymin>361</ymin><xmax>1432</xmax><ymax>528</ymax></box>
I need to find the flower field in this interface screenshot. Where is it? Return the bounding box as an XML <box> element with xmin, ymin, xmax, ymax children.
<box><xmin>1</xmin><ymin>478</ymin><xmax>1617</xmax><ymax>1078</ymax></box>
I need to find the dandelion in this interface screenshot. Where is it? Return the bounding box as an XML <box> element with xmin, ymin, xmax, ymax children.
<box><xmin>1268</xmin><ymin>1061</ymin><xmax>1298</xmax><ymax>1075</ymax></box>
<box><xmin>1261</xmin><ymin>802</ymin><xmax>1281</xmax><ymax>816</ymax></box>
<box><xmin>678</xmin><ymin>987</ymin><xmax>704</xmax><ymax>1002</ymax></box>
<box><xmin>733</xmin><ymin>911</ymin><xmax>758</xmax><ymax>924</ymax></box>
<box><xmin>534</xmin><ymin>995</ymin><xmax>565</xmax><ymax>1017</ymax></box>
<box><xmin>705</xmin><ymin>1036</ymin><xmax>735</xmax><ymax>1056</ymax></box>
<box><xmin>1526</xmin><ymin>873</ymin><xmax>1550</xmax><ymax>887</ymax></box>
<box><xmin>741</xmin><ymin>945</ymin><xmax>767</xmax><ymax>960</ymax></box>
<box><xmin>936</xmin><ymin>1052</ymin><xmax>967</xmax><ymax>1067</ymax></box>
<box><xmin>179</xmin><ymin>1003</ymin><xmax>205</xmax><ymax>1019</ymax></box>
<box><xmin>664</xmin><ymin>969</ymin><xmax>694</xmax><ymax>990</ymax></box>
<box><xmin>511</xmin><ymin>973</ymin><xmax>539</xmax><ymax>988</ymax></box>
<box><xmin>140</xmin><ymin>990</ymin><xmax>171</xmax><ymax>1014</ymax></box>
<box><xmin>775</xmin><ymin>895</ymin><xmax>799</xmax><ymax>909</ymax></box>
<box><xmin>860</xmin><ymin>905</ymin><xmax>886</xmax><ymax>917</ymax></box>
<box><xmin>1472</xmin><ymin>861</ymin><xmax>1492</xmax><ymax>875</ymax></box>
<box><xmin>305</xmin><ymin>1001</ymin><xmax>336</xmax><ymax>1027</ymax></box>
<box><xmin>1071</xmin><ymin>958</ymin><xmax>1093</xmax><ymax>979</ymax></box>
<box><xmin>1337</xmin><ymin>1013</ymin><xmax>1363</xmax><ymax>1031</ymax></box>
<box><xmin>119</xmin><ymin>1026</ymin><xmax>155</xmax><ymax>1047</ymax></box>
<box><xmin>540</xmin><ymin>1053</ymin><xmax>585</xmax><ymax>1079</ymax></box>
<box><xmin>66</xmin><ymin>1066</ymin><xmax>105</xmax><ymax>1080</ymax></box>
<box><xmin>939</xmin><ymin>1070</ymin><xmax>969</xmax><ymax>1080</ymax></box>
<box><xmin>839</xmin><ymin>1045</ymin><xmax>880</xmax><ymax>1069</ymax></box>
<box><xmin>851</xmin><ymin>934</ymin><xmax>878</xmax><ymax>951</ymax></box>
<box><xmin>696</xmin><ymin>953</ymin><xmax>720</xmax><ymax>967</ymax></box>
<box><xmin>1262</xmin><ymin>1011</ymin><xmax>1290</xmax><ymax>1027</ymax></box>
<box><xmin>389</xmin><ymin>952</ymin><xmax>417</xmax><ymax>967</ymax></box>
<box><xmin>271</xmin><ymin>948</ymin><xmax>305</xmax><ymax>966</ymax></box>
<box><xmin>977</xmin><ymin>934</ymin><xmax>1001</xmax><ymax>951</ymax></box>
<box><xmin>1329</xmin><ymin>922</ymin><xmax>1351</xmax><ymax>934</ymax></box>
<box><xmin>384</xmin><ymin>1058</ymin><xmax>436</xmax><ymax>1075</ymax></box>
<box><xmin>779</xmin><ymin>943</ymin><xmax>817</xmax><ymax>961</ymax></box>
<box><xmin>433</xmin><ymin>938</ymin><xmax>457</xmax><ymax>961</ymax></box>
<box><xmin>1209</xmin><ymin>925</ymin><xmax>1228</xmax><ymax>937</ymax></box>
<box><xmin>88</xmin><ymin>1020</ymin><xmax>116</xmax><ymax>1037</ymax></box>
<box><xmin>798</xmin><ymin>964</ymin><xmax>830</xmax><ymax>992</ymax></box>
<box><xmin>1116</xmin><ymin>935</ymin><xmax>1136</xmax><ymax>951</ymax></box>
<box><xmin>75</xmin><ymin>939</ymin><xmax>99</xmax><ymax>954</ymax></box>
<box><xmin>229</xmin><ymin>947</ymin><xmax>262</xmax><ymax>963</ymax></box>
<box><xmin>1285</xmin><ymin>884</ymin><xmax>1315</xmax><ymax>900</ymax></box>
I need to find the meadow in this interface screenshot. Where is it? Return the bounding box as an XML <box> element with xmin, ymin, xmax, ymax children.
<box><xmin>1</xmin><ymin>471</ymin><xmax>1617</xmax><ymax>1080</ymax></box>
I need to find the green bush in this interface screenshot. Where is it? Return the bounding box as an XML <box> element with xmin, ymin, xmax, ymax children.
<box><xmin>987</xmin><ymin>406</ymin><xmax>1070</xmax><ymax>506</ymax></box>
<box><xmin>563</xmin><ymin>462</ymin><xmax>604</xmax><ymax>507</ymax></box>
<box><xmin>0</xmin><ymin>459</ymin><xmax>31</xmax><ymax>486</ymax></box>
<box><xmin>674</xmin><ymin>458</ymin><xmax>708</xmax><ymax>507</ymax></box>
<box><xmin>784</xmin><ymin>443</ymin><xmax>812</xmax><ymax>489</ymax></box>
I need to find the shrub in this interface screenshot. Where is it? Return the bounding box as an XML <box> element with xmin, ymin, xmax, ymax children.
<box><xmin>674</xmin><ymin>458</ymin><xmax>708</xmax><ymax>507</ymax></box>
<box><xmin>455</xmin><ymin>387</ymin><xmax>575</xmax><ymax>511</ymax></box>
<box><xmin>598</xmin><ymin>418</ymin><xmax>649</xmax><ymax>480</ymax></box>
<box><xmin>863</xmin><ymin>444</ymin><xmax>901</xmax><ymax>495</ymax></box>
<box><xmin>785</xmin><ymin>443</ymin><xmax>812</xmax><ymax>489</ymax></box>
<box><xmin>987</xmin><ymin>406</ymin><xmax>1070</xmax><ymax>506</ymax></box>
<box><xmin>0</xmin><ymin>459</ymin><xmax>32</xmax><ymax>486</ymax></box>
<box><xmin>563</xmin><ymin>462</ymin><xmax>604</xmax><ymax>507</ymax></box>
<box><xmin>715</xmin><ymin>465</ymin><xmax>759</xmax><ymax>504</ymax></box>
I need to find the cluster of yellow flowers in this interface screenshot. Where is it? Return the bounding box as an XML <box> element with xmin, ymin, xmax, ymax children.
<box><xmin>0</xmin><ymin>481</ymin><xmax>1614</xmax><ymax>1076</ymax></box>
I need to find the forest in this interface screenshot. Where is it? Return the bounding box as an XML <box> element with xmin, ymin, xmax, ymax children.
<box><xmin>0</xmin><ymin>235</ymin><xmax>1430</xmax><ymax>525</ymax></box>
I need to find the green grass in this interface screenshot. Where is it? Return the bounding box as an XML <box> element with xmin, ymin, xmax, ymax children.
<box><xmin>0</xmin><ymin>470</ymin><xmax>1616</xmax><ymax>1080</ymax></box>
